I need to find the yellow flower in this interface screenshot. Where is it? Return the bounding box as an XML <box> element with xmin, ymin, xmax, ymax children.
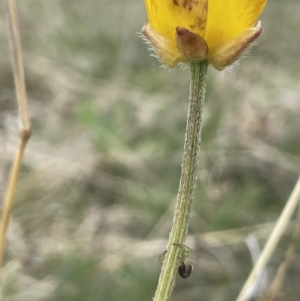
<box><xmin>142</xmin><ymin>0</ymin><xmax>267</xmax><ymax>70</ymax></box>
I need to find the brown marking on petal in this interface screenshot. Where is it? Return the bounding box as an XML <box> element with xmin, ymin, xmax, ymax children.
<box><xmin>175</xmin><ymin>27</ymin><xmax>208</xmax><ymax>61</ymax></box>
<box><xmin>174</xmin><ymin>0</ymin><xmax>200</xmax><ymax>11</ymax></box>
<box><xmin>187</xmin><ymin>0</ymin><xmax>207</xmax><ymax>33</ymax></box>
<box><xmin>195</xmin><ymin>1</ymin><xmax>207</xmax><ymax>30</ymax></box>
<box><xmin>174</xmin><ymin>0</ymin><xmax>208</xmax><ymax>33</ymax></box>
<box><xmin>183</xmin><ymin>0</ymin><xmax>199</xmax><ymax>11</ymax></box>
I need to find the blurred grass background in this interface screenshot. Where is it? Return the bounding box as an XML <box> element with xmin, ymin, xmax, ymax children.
<box><xmin>0</xmin><ymin>0</ymin><xmax>300</xmax><ymax>300</ymax></box>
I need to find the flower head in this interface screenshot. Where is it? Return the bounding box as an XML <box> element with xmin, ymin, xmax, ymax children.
<box><xmin>142</xmin><ymin>0</ymin><xmax>267</xmax><ymax>70</ymax></box>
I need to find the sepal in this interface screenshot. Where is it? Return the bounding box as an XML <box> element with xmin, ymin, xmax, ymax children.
<box><xmin>208</xmin><ymin>21</ymin><xmax>262</xmax><ymax>70</ymax></box>
<box><xmin>175</xmin><ymin>27</ymin><xmax>208</xmax><ymax>62</ymax></box>
<box><xmin>142</xmin><ymin>23</ymin><xmax>182</xmax><ymax>67</ymax></box>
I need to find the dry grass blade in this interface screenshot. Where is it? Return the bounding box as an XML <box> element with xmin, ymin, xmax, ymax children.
<box><xmin>236</xmin><ymin>176</ymin><xmax>300</xmax><ymax>301</ymax></box>
<box><xmin>0</xmin><ymin>0</ymin><xmax>31</xmax><ymax>272</ymax></box>
<box><xmin>265</xmin><ymin>200</ymin><xmax>300</xmax><ymax>301</ymax></box>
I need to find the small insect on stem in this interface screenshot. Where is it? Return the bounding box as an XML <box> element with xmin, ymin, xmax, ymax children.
<box><xmin>173</xmin><ymin>243</ymin><xmax>193</xmax><ymax>279</ymax></box>
<box><xmin>159</xmin><ymin>244</ymin><xmax>194</xmax><ymax>279</ymax></box>
<box><xmin>178</xmin><ymin>260</ymin><xmax>193</xmax><ymax>279</ymax></box>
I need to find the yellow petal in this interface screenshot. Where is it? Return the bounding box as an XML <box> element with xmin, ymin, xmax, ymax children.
<box><xmin>205</xmin><ymin>0</ymin><xmax>267</xmax><ymax>51</ymax></box>
<box><xmin>208</xmin><ymin>21</ymin><xmax>262</xmax><ymax>70</ymax></box>
<box><xmin>145</xmin><ymin>0</ymin><xmax>208</xmax><ymax>44</ymax></box>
